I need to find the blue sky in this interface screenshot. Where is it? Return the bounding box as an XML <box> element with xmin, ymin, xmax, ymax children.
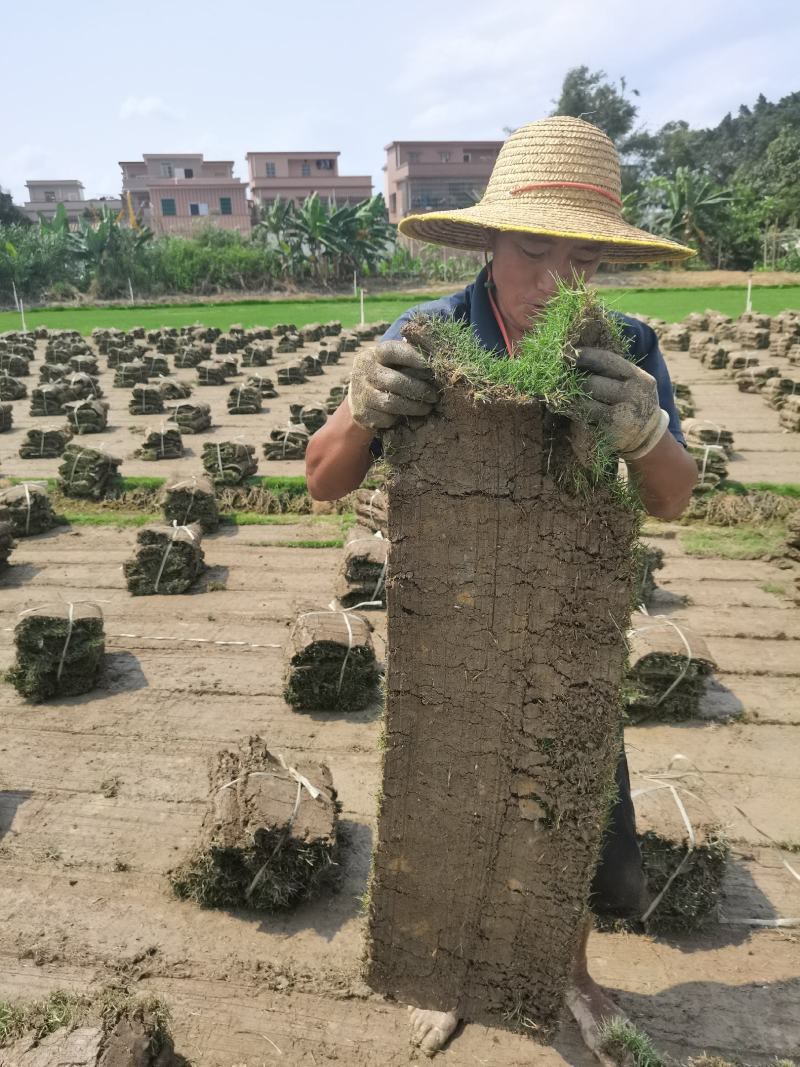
<box><xmin>3</xmin><ymin>0</ymin><xmax>798</xmax><ymax>204</ymax></box>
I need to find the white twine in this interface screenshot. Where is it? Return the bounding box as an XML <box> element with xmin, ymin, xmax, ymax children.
<box><xmin>627</xmin><ymin>617</ymin><xmax>694</xmax><ymax>708</ymax></box>
<box><xmin>153</xmin><ymin>521</ymin><xmax>197</xmax><ymax>593</ymax></box>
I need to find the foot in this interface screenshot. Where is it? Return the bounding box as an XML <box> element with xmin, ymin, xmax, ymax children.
<box><xmin>407</xmin><ymin>1006</ymin><xmax>459</xmax><ymax>1057</ymax></box>
<box><xmin>566</xmin><ymin>972</ymin><xmax>628</xmax><ymax>1067</ymax></box>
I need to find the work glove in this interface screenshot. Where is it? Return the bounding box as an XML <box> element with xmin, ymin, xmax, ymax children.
<box><xmin>347</xmin><ymin>340</ymin><xmax>439</xmax><ymax>432</ymax></box>
<box><xmin>575</xmin><ymin>347</ymin><xmax>669</xmax><ymax>461</ymax></box>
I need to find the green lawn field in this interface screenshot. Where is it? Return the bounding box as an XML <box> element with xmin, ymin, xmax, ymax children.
<box><xmin>1</xmin><ymin>284</ymin><xmax>799</xmax><ymax>335</ymax></box>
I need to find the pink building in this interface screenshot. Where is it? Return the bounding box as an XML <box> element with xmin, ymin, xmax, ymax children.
<box><xmin>246</xmin><ymin>151</ymin><xmax>372</xmax><ymax>208</ymax></box>
<box><xmin>384</xmin><ymin>140</ymin><xmax>503</xmax><ymax>224</ymax></box>
<box><xmin>23</xmin><ymin>180</ymin><xmax>121</xmax><ymax>225</ymax></box>
<box><xmin>119</xmin><ymin>154</ymin><xmax>251</xmax><ymax>235</ymax></box>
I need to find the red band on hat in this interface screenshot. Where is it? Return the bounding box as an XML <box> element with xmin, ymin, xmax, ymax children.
<box><xmin>510</xmin><ymin>181</ymin><xmax>622</xmax><ymax>207</ymax></box>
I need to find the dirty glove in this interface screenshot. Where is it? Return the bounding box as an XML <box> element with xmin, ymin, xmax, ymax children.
<box><xmin>347</xmin><ymin>340</ymin><xmax>439</xmax><ymax>432</ymax></box>
<box><xmin>575</xmin><ymin>347</ymin><xmax>669</xmax><ymax>461</ymax></box>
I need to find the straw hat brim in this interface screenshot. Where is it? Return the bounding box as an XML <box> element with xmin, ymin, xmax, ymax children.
<box><xmin>398</xmin><ymin>201</ymin><xmax>695</xmax><ymax>264</ymax></box>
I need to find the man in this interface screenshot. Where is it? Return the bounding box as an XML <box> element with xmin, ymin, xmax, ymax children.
<box><xmin>306</xmin><ymin>117</ymin><xmax>698</xmax><ymax>1059</ymax></box>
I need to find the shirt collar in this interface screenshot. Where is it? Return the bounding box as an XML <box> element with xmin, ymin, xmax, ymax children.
<box><xmin>468</xmin><ymin>263</ymin><xmax>507</xmax><ymax>355</ymax></box>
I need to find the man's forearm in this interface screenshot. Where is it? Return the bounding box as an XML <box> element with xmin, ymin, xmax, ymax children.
<box><xmin>626</xmin><ymin>432</ymin><xmax>698</xmax><ymax>520</ymax></box>
<box><xmin>306</xmin><ymin>401</ymin><xmax>376</xmax><ymax>501</ymax></box>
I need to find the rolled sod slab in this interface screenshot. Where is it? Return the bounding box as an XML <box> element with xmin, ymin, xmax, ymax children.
<box><xmin>157</xmin><ymin>378</ymin><xmax>192</xmax><ymax>401</ymax></box>
<box><xmin>283</xmin><ymin>609</ymin><xmax>379</xmax><ymax>713</ymax></box>
<box><xmin>0</xmin><ymin>483</ymin><xmax>56</xmax><ymax>537</ymax></box>
<box><xmin>365</xmin><ymin>295</ymin><xmax>640</xmax><ymax>1034</ymax></box>
<box><xmin>624</xmin><ymin>611</ymin><xmax>716</xmax><ymax>722</ymax></box>
<box><xmin>201</xmin><ymin>441</ymin><xmax>258</xmax><ymax>486</ymax></box>
<box><xmin>335</xmin><ymin>524</ymin><xmax>388</xmax><ymax>609</ymax></box>
<box><xmin>128</xmin><ymin>384</ymin><xmax>164</xmax><ymax>415</ymax></box>
<box><xmin>169</xmin><ymin>736</ymin><xmax>339</xmax><ymax>911</ymax></box>
<box><xmin>64</xmin><ymin>398</ymin><xmax>109</xmax><ymax>434</ymax></box>
<box><xmin>353</xmin><ymin>487</ymin><xmax>388</xmax><ymax>537</ymax></box>
<box><xmin>263</xmin><ymin>425</ymin><xmax>309</xmax><ymax>461</ymax></box>
<box><xmin>0</xmin><ymin>373</ymin><xmax>27</xmax><ymax>400</ymax></box>
<box><xmin>162</xmin><ymin>475</ymin><xmax>219</xmax><ymax>532</ymax></box>
<box><xmin>6</xmin><ymin>602</ymin><xmax>105</xmax><ymax>703</ymax></box>
<box><xmin>135</xmin><ymin>427</ymin><xmax>184</xmax><ymax>461</ymax></box>
<box><xmin>57</xmin><ymin>443</ymin><xmax>122</xmax><ymax>499</ymax></box>
<box><xmin>123</xmin><ymin>522</ymin><xmax>205</xmax><ymax>596</ymax></box>
<box><xmin>19</xmin><ymin>427</ymin><xmax>71</xmax><ymax>459</ymax></box>
<box><xmin>167</xmin><ymin>401</ymin><xmax>211</xmax><ymax>434</ymax></box>
<box><xmin>30</xmin><ymin>384</ymin><xmax>71</xmax><ymax>417</ymax></box>
<box><xmin>227</xmin><ymin>384</ymin><xmax>262</xmax><ymax>415</ymax></box>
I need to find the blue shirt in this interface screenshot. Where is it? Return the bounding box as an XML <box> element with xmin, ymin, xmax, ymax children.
<box><xmin>380</xmin><ymin>264</ymin><xmax>684</xmax><ymax>446</ymax></box>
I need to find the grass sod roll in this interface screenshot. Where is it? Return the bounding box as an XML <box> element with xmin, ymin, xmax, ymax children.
<box><xmin>227</xmin><ymin>384</ymin><xmax>262</xmax><ymax>415</ymax></box>
<box><xmin>0</xmin><ymin>483</ymin><xmax>56</xmax><ymax>536</ymax></box>
<box><xmin>0</xmin><ymin>373</ymin><xmax>27</xmax><ymax>400</ymax></box>
<box><xmin>366</xmin><ymin>281</ymin><xmax>642</xmax><ymax>1034</ymax></box>
<box><xmin>633</xmin><ymin>543</ymin><xmax>665</xmax><ymax>606</ymax></box>
<box><xmin>264</xmin><ymin>425</ymin><xmax>309</xmax><ymax>460</ymax></box>
<box><xmin>30</xmin><ymin>384</ymin><xmax>71</xmax><ymax>416</ymax></box>
<box><xmin>128</xmin><ymin>384</ymin><xmax>165</xmax><ymax>415</ymax></box>
<box><xmin>162</xmin><ymin>474</ymin><xmax>219</xmax><ymax>532</ymax></box>
<box><xmin>168</xmin><ymin>401</ymin><xmax>211</xmax><ymax>434</ymax></box>
<box><xmin>353</xmin><ymin>487</ymin><xmax>388</xmax><ymax>536</ymax></box>
<box><xmin>64</xmin><ymin>398</ymin><xmax>109</xmax><ymax>434</ymax></box>
<box><xmin>335</xmin><ymin>524</ymin><xmax>388</xmax><ymax>608</ymax></box>
<box><xmin>276</xmin><ymin>364</ymin><xmax>306</xmax><ymax>385</ymax></box>
<box><xmin>299</xmin><ymin>404</ymin><xmax>327</xmax><ymax>433</ymax></box>
<box><xmin>625</xmin><ymin>611</ymin><xmax>716</xmax><ymax>721</ymax></box>
<box><xmin>113</xmin><ymin>359</ymin><xmax>150</xmax><ymax>387</ymax></box>
<box><xmin>6</xmin><ymin>602</ymin><xmax>105</xmax><ymax>702</ymax></box>
<box><xmin>173</xmin><ymin>345</ymin><xmax>207</xmax><ymax>369</ymax></box>
<box><xmin>169</xmin><ymin>736</ymin><xmax>339</xmax><ymax>911</ymax></box>
<box><xmin>201</xmin><ymin>441</ymin><xmax>259</xmax><ymax>486</ymax></box>
<box><xmin>283</xmin><ymin>609</ymin><xmax>379</xmax><ymax>712</ymax></box>
<box><xmin>65</xmin><ymin>371</ymin><xmax>102</xmax><ymax>400</ymax></box>
<box><xmin>638</xmin><ymin>827</ymin><xmax>729</xmax><ymax>935</ymax></box>
<box><xmin>57</xmin><ymin>443</ymin><xmax>122</xmax><ymax>498</ymax></box>
<box><xmin>157</xmin><ymin>377</ymin><xmax>192</xmax><ymax>401</ymax></box>
<box><xmin>19</xmin><ymin>427</ymin><xmax>71</xmax><ymax>459</ymax></box>
<box><xmin>0</xmin><ymin>352</ymin><xmax>30</xmax><ymax>376</ymax></box>
<box><xmin>123</xmin><ymin>522</ymin><xmax>205</xmax><ymax>595</ymax></box>
<box><xmin>135</xmin><ymin>426</ymin><xmax>184</xmax><ymax>461</ymax></box>
<box><xmin>196</xmin><ymin>360</ymin><xmax>227</xmax><ymax>386</ymax></box>
<box><xmin>0</xmin><ymin>401</ymin><xmax>11</xmax><ymax>431</ymax></box>
<box><xmin>0</xmin><ymin>988</ymin><xmax>181</xmax><ymax>1066</ymax></box>
<box><xmin>241</xmin><ymin>343</ymin><xmax>273</xmax><ymax>367</ymax></box>
<box><xmin>244</xmin><ymin>373</ymin><xmax>277</xmax><ymax>398</ymax></box>
<box><xmin>0</xmin><ymin>521</ymin><xmax>15</xmax><ymax>571</ymax></box>
<box><xmin>682</xmin><ymin>418</ymin><xmax>735</xmax><ymax>457</ymax></box>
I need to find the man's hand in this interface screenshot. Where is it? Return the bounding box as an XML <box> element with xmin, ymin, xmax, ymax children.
<box><xmin>575</xmin><ymin>347</ymin><xmax>669</xmax><ymax>461</ymax></box>
<box><xmin>348</xmin><ymin>340</ymin><xmax>439</xmax><ymax>432</ymax></box>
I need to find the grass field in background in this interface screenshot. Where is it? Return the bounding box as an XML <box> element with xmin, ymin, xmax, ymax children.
<box><xmin>2</xmin><ymin>284</ymin><xmax>799</xmax><ymax>335</ymax></box>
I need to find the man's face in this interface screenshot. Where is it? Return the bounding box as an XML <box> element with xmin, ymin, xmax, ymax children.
<box><xmin>489</xmin><ymin>231</ymin><xmax>604</xmax><ymax>335</ymax></box>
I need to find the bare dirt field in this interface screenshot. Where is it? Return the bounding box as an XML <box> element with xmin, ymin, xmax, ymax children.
<box><xmin>0</xmin><ymin>323</ymin><xmax>799</xmax><ymax>1066</ymax></box>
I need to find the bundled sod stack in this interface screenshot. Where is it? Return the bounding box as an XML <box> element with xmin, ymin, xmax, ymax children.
<box><xmin>264</xmin><ymin>424</ymin><xmax>309</xmax><ymax>460</ymax></box>
<box><xmin>0</xmin><ymin>483</ymin><xmax>56</xmax><ymax>536</ymax></box>
<box><xmin>277</xmin><ymin>364</ymin><xmax>306</xmax><ymax>385</ymax></box>
<box><xmin>353</xmin><ymin>487</ymin><xmax>388</xmax><ymax>536</ymax></box>
<box><xmin>158</xmin><ymin>377</ymin><xmax>192</xmax><ymax>401</ymax></box>
<box><xmin>197</xmin><ymin>360</ymin><xmax>228</xmax><ymax>386</ymax></box>
<box><xmin>0</xmin><ymin>373</ymin><xmax>27</xmax><ymax>400</ymax></box>
<box><xmin>128</xmin><ymin>384</ymin><xmax>164</xmax><ymax>415</ymax></box>
<box><xmin>143</xmin><ymin>353</ymin><xmax>170</xmax><ymax>376</ymax></box>
<box><xmin>114</xmin><ymin>359</ymin><xmax>149</xmax><ymax>388</ymax></box>
<box><xmin>244</xmin><ymin>373</ymin><xmax>277</xmax><ymax>398</ymax></box>
<box><xmin>682</xmin><ymin>418</ymin><xmax>735</xmax><ymax>457</ymax></box>
<box><xmin>366</xmin><ymin>287</ymin><xmax>641</xmax><ymax>1034</ymax></box>
<box><xmin>241</xmin><ymin>343</ymin><xmax>273</xmax><ymax>367</ymax></box>
<box><xmin>202</xmin><ymin>441</ymin><xmax>258</xmax><ymax>485</ymax></box>
<box><xmin>69</xmin><ymin>353</ymin><xmax>99</xmax><ymax>375</ymax></box>
<box><xmin>284</xmin><ymin>609</ymin><xmax>379</xmax><ymax>712</ymax></box>
<box><xmin>6</xmin><ymin>602</ymin><xmax>105</xmax><ymax>702</ymax></box>
<box><xmin>634</xmin><ymin>544</ymin><xmax>665</xmax><ymax>606</ymax></box>
<box><xmin>39</xmin><ymin>361</ymin><xmax>71</xmax><ymax>383</ymax></box>
<box><xmin>135</xmin><ymin>426</ymin><xmax>184</xmax><ymax>461</ymax></box>
<box><xmin>65</xmin><ymin>398</ymin><xmax>109</xmax><ymax>434</ymax></box>
<box><xmin>30</xmin><ymin>383</ymin><xmax>70</xmax><ymax>416</ymax></box>
<box><xmin>58</xmin><ymin>443</ymin><xmax>121</xmax><ymax>498</ymax></box>
<box><xmin>227</xmin><ymin>383</ymin><xmax>262</xmax><ymax>414</ymax></box>
<box><xmin>0</xmin><ymin>401</ymin><xmax>11</xmax><ymax>431</ymax></box>
<box><xmin>0</xmin><ymin>521</ymin><xmax>15</xmax><ymax>571</ymax></box>
<box><xmin>168</xmin><ymin>401</ymin><xmax>212</xmax><ymax>434</ymax></box>
<box><xmin>124</xmin><ymin>522</ymin><xmax>205</xmax><ymax>595</ymax></box>
<box><xmin>0</xmin><ymin>352</ymin><xmax>30</xmax><ymax>376</ymax></box>
<box><xmin>169</xmin><ymin>736</ymin><xmax>339</xmax><ymax>911</ymax></box>
<box><xmin>779</xmin><ymin>396</ymin><xmax>800</xmax><ymax>431</ymax></box>
<box><xmin>689</xmin><ymin>443</ymin><xmax>728</xmax><ymax>492</ymax></box>
<box><xmin>65</xmin><ymin>371</ymin><xmax>102</xmax><ymax>400</ymax></box>
<box><xmin>336</xmin><ymin>524</ymin><xmax>388</xmax><ymax>608</ymax></box>
<box><xmin>300</xmin><ymin>404</ymin><xmax>327</xmax><ymax>433</ymax></box>
<box><xmin>163</xmin><ymin>475</ymin><xmax>219</xmax><ymax>532</ymax></box>
<box><xmin>625</xmin><ymin>611</ymin><xmax>716</xmax><ymax>721</ymax></box>
<box><xmin>174</xmin><ymin>345</ymin><xmax>207</xmax><ymax>369</ymax></box>
<box><xmin>19</xmin><ymin>427</ymin><xmax>70</xmax><ymax>458</ymax></box>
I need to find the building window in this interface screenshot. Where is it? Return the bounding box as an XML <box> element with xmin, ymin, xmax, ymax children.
<box><xmin>301</xmin><ymin>163</ymin><xmax>311</xmax><ymax>177</ymax></box>
<box><xmin>408</xmin><ymin>151</ymin><xmax>421</xmax><ymax>163</ymax></box>
<box><xmin>189</xmin><ymin>202</ymin><xmax>209</xmax><ymax>216</ymax></box>
<box><xmin>219</xmin><ymin>197</ymin><xmax>232</xmax><ymax>215</ymax></box>
<box><xmin>463</xmin><ymin>152</ymin><xmax>472</xmax><ymax>163</ymax></box>
<box><xmin>184</xmin><ymin>168</ymin><xmax>194</xmax><ymax>179</ymax></box>
<box><xmin>316</xmin><ymin>159</ymin><xmax>334</xmax><ymax>170</ymax></box>
<box><xmin>161</xmin><ymin>198</ymin><xmax>177</xmax><ymax>216</ymax></box>
<box><xmin>265</xmin><ymin>162</ymin><xmax>276</xmax><ymax>177</ymax></box>
<box><xmin>160</xmin><ymin>163</ymin><xmax>174</xmax><ymax>178</ymax></box>
<box><xmin>44</xmin><ymin>190</ymin><xmax>56</xmax><ymax>202</ymax></box>
<box><xmin>439</xmin><ymin>151</ymin><xmax>451</xmax><ymax>163</ymax></box>
<box><xmin>389</xmin><ymin>193</ymin><xmax>397</xmax><ymax>214</ymax></box>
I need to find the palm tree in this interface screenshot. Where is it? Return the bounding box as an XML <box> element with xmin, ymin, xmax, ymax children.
<box><xmin>650</xmin><ymin>167</ymin><xmax>731</xmax><ymax>259</ymax></box>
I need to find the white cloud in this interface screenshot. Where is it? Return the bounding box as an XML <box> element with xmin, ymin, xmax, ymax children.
<box><xmin>119</xmin><ymin>95</ymin><xmax>179</xmax><ymax>121</ymax></box>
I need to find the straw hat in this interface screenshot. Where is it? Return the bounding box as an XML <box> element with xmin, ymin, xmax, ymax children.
<box><xmin>398</xmin><ymin>116</ymin><xmax>694</xmax><ymax>264</ymax></box>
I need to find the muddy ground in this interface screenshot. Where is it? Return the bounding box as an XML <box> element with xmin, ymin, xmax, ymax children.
<box><xmin>0</xmin><ymin>328</ymin><xmax>798</xmax><ymax>1065</ymax></box>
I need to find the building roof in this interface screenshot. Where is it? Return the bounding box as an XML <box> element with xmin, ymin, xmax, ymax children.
<box><xmin>383</xmin><ymin>139</ymin><xmax>503</xmax><ymax>150</ymax></box>
<box><xmin>246</xmin><ymin>150</ymin><xmax>341</xmax><ymax>157</ymax></box>
<box><xmin>26</xmin><ymin>179</ymin><xmax>85</xmax><ymax>186</ymax></box>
